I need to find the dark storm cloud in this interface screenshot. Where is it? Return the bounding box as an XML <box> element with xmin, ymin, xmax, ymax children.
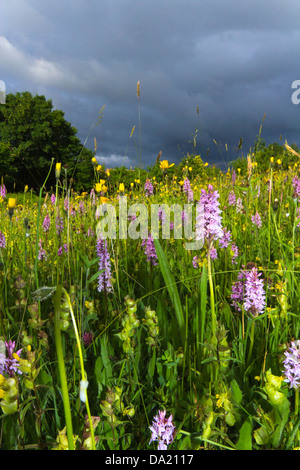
<box><xmin>1</xmin><ymin>0</ymin><xmax>300</xmax><ymax>169</ymax></box>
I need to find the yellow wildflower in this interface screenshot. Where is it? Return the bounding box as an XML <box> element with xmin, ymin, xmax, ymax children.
<box><xmin>55</xmin><ymin>162</ymin><xmax>62</xmax><ymax>179</ymax></box>
<box><xmin>7</xmin><ymin>198</ymin><xmax>17</xmax><ymax>209</ymax></box>
<box><xmin>160</xmin><ymin>160</ymin><xmax>174</xmax><ymax>170</ymax></box>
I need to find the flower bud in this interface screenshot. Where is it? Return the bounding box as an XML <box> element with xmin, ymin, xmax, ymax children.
<box><xmin>55</xmin><ymin>162</ymin><xmax>62</xmax><ymax>179</ymax></box>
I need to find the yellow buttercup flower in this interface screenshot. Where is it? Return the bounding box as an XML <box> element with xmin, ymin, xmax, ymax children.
<box><xmin>99</xmin><ymin>197</ymin><xmax>110</xmax><ymax>204</ymax></box>
<box><xmin>7</xmin><ymin>198</ymin><xmax>17</xmax><ymax>209</ymax></box>
<box><xmin>119</xmin><ymin>183</ymin><xmax>125</xmax><ymax>193</ymax></box>
<box><xmin>95</xmin><ymin>182</ymin><xmax>108</xmax><ymax>193</ymax></box>
<box><xmin>160</xmin><ymin>160</ymin><xmax>174</xmax><ymax>170</ymax></box>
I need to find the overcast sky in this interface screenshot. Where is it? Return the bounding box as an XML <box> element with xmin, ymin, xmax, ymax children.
<box><xmin>1</xmin><ymin>0</ymin><xmax>300</xmax><ymax>169</ymax></box>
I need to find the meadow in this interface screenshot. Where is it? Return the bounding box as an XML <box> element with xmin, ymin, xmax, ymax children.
<box><xmin>1</xmin><ymin>148</ymin><xmax>300</xmax><ymax>451</ymax></box>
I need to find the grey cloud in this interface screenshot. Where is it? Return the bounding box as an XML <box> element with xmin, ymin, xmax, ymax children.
<box><xmin>1</xmin><ymin>0</ymin><xmax>300</xmax><ymax>169</ymax></box>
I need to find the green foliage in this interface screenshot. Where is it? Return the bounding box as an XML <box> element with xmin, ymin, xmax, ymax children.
<box><xmin>0</xmin><ymin>92</ymin><xmax>94</xmax><ymax>191</ymax></box>
<box><xmin>231</xmin><ymin>139</ymin><xmax>300</xmax><ymax>175</ymax></box>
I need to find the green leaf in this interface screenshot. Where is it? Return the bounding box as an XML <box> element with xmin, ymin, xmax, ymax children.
<box><xmin>254</xmin><ymin>426</ymin><xmax>269</xmax><ymax>446</ymax></box>
<box><xmin>230</xmin><ymin>379</ymin><xmax>243</xmax><ymax>405</ymax></box>
<box><xmin>236</xmin><ymin>417</ymin><xmax>252</xmax><ymax>450</ymax></box>
<box><xmin>154</xmin><ymin>239</ymin><xmax>185</xmax><ymax>343</ymax></box>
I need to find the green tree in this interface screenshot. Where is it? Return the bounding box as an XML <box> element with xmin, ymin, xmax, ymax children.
<box><xmin>0</xmin><ymin>91</ymin><xmax>94</xmax><ymax>191</ymax></box>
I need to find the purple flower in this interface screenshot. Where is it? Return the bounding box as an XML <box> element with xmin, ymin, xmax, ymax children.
<box><xmin>0</xmin><ymin>231</ymin><xmax>6</xmax><ymax>249</ymax></box>
<box><xmin>78</xmin><ymin>201</ymin><xmax>85</xmax><ymax>214</ymax></box>
<box><xmin>96</xmin><ymin>236</ymin><xmax>112</xmax><ymax>293</ymax></box>
<box><xmin>232</xmin><ymin>170</ymin><xmax>236</xmax><ymax>185</ymax></box>
<box><xmin>231</xmin><ymin>243</ymin><xmax>239</xmax><ymax>264</ymax></box>
<box><xmin>236</xmin><ymin>197</ymin><xmax>243</xmax><ymax>213</ymax></box>
<box><xmin>251</xmin><ymin>211</ymin><xmax>262</xmax><ymax>228</ymax></box>
<box><xmin>198</xmin><ymin>184</ymin><xmax>223</xmax><ymax>242</ymax></box>
<box><xmin>64</xmin><ymin>197</ymin><xmax>69</xmax><ymax>212</ymax></box>
<box><xmin>3</xmin><ymin>340</ymin><xmax>22</xmax><ymax>377</ymax></box>
<box><xmin>50</xmin><ymin>193</ymin><xmax>56</xmax><ymax>206</ymax></box>
<box><xmin>141</xmin><ymin>233</ymin><xmax>158</xmax><ymax>266</ymax></box>
<box><xmin>42</xmin><ymin>214</ymin><xmax>51</xmax><ymax>232</ymax></box>
<box><xmin>192</xmin><ymin>255</ymin><xmax>200</xmax><ymax>268</ymax></box>
<box><xmin>228</xmin><ymin>190</ymin><xmax>236</xmax><ymax>206</ymax></box>
<box><xmin>244</xmin><ymin>267</ymin><xmax>266</xmax><ymax>316</ymax></box>
<box><xmin>219</xmin><ymin>227</ymin><xmax>232</xmax><ymax>249</ymax></box>
<box><xmin>90</xmin><ymin>188</ymin><xmax>96</xmax><ymax>205</ymax></box>
<box><xmin>0</xmin><ymin>183</ymin><xmax>6</xmax><ymax>199</ymax></box>
<box><xmin>231</xmin><ymin>268</ymin><xmax>251</xmax><ymax>311</ymax></box>
<box><xmin>56</xmin><ymin>215</ymin><xmax>64</xmax><ymax>236</ymax></box>
<box><xmin>149</xmin><ymin>410</ymin><xmax>175</xmax><ymax>450</ymax></box>
<box><xmin>210</xmin><ymin>246</ymin><xmax>218</xmax><ymax>260</ymax></box>
<box><xmin>292</xmin><ymin>176</ymin><xmax>300</xmax><ymax>199</ymax></box>
<box><xmin>38</xmin><ymin>239</ymin><xmax>47</xmax><ymax>261</ymax></box>
<box><xmin>82</xmin><ymin>331</ymin><xmax>94</xmax><ymax>347</ymax></box>
<box><xmin>144</xmin><ymin>178</ymin><xmax>154</xmax><ymax>197</ymax></box>
<box><xmin>283</xmin><ymin>341</ymin><xmax>300</xmax><ymax>389</ymax></box>
<box><xmin>183</xmin><ymin>178</ymin><xmax>194</xmax><ymax>202</ymax></box>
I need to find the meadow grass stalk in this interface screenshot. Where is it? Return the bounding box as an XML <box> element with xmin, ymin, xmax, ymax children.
<box><xmin>61</xmin><ymin>287</ymin><xmax>96</xmax><ymax>450</ymax></box>
<box><xmin>53</xmin><ymin>285</ymin><xmax>75</xmax><ymax>450</ymax></box>
<box><xmin>207</xmin><ymin>242</ymin><xmax>217</xmax><ymax>345</ymax></box>
<box><xmin>34</xmin><ymin>158</ymin><xmax>54</xmax><ymax>294</ymax></box>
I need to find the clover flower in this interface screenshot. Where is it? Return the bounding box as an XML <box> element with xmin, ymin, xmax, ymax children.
<box><xmin>96</xmin><ymin>236</ymin><xmax>112</xmax><ymax>293</ymax></box>
<box><xmin>283</xmin><ymin>341</ymin><xmax>300</xmax><ymax>389</ymax></box>
<box><xmin>149</xmin><ymin>410</ymin><xmax>175</xmax><ymax>450</ymax></box>
<box><xmin>82</xmin><ymin>331</ymin><xmax>94</xmax><ymax>347</ymax></box>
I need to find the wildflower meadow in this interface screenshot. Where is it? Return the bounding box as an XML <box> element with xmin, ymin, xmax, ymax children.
<box><xmin>1</xmin><ymin>116</ymin><xmax>300</xmax><ymax>451</ymax></box>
